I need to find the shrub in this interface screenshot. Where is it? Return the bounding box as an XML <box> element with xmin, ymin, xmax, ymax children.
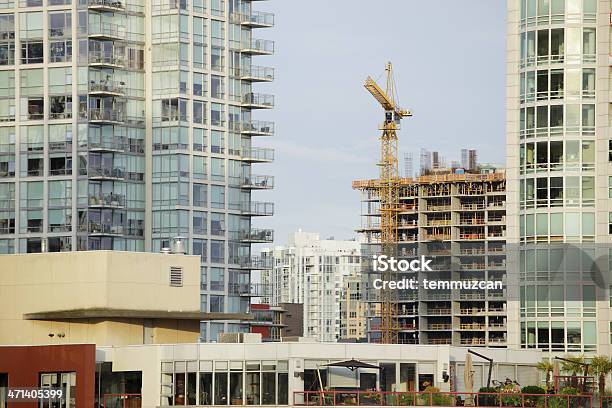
<box><xmin>522</xmin><ymin>386</ymin><xmax>546</xmax><ymax>394</ymax></box>
<box><xmin>477</xmin><ymin>387</ymin><xmax>499</xmax><ymax>406</ymax></box>
<box><xmin>422</xmin><ymin>386</ymin><xmax>454</xmax><ymax>407</ymax></box>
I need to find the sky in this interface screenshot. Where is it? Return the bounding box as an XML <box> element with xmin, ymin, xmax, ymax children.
<box><xmin>253</xmin><ymin>0</ymin><xmax>507</xmax><ymax>245</ymax></box>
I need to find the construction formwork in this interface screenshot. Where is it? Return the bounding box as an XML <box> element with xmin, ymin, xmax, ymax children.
<box><xmin>353</xmin><ymin>171</ymin><xmax>507</xmax><ymax>346</ymax></box>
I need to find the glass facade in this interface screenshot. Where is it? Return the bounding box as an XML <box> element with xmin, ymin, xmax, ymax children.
<box><xmin>0</xmin><ymin>0</ymin><xmax>274</xmax><ymax>341</ymax></box>
<box><xmin>514</xmin><ymin>0</ymin><xmax>604</xmax><ymax>353</ymax></box>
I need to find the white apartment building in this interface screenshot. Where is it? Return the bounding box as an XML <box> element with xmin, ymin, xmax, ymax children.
<box><xmin>506</xmin><ymin>0</ymin><xmax>612</xmax><ymax>355</ymax></box>
<box><xmin>261</xmin><ymin>231</ymin><xmax>361</xmax><ymax>342</ymax></box>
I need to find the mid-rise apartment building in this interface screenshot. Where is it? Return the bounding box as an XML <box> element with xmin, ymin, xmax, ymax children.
<box><xmin>506</xmin><ymin>0</ymin><xmax>612</xmax><ymax>355</ymax></box>
<box><xmin>0</xmin><ymin>0</ymin><xmax>275</xmax><ymax>342</ymax></box>
<box><xmin>354</xmin><ymin>168</ymin><xmax>508</xmax><ymax>346</ymax></box>
<box><xmin>262</xmin><ymin>231</ymin><xmax>362</xmax><ymax>342</ymax></box>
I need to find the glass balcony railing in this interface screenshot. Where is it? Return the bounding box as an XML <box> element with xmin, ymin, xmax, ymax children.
<box><xmin>88</xmin><ymin>109</ymin><xmax>126</xmax><ymax>123</ymax></box>
<box><xmin>239</xmin><ymin>228</ymin><xmax>274</xmax><ymax>243</ymax></box>
<box><xmin>89</xmin><ymin>79</ymin><xmax>126</xmax><ymax>95</ymax></box>
<box><xmin>229</xmin><ymin>282</ymin><xmax>270</xmax><ymax>297</ymax></box>
<box><xmin>89</xmin><ymin>22</ymin><xmax>126</xmax><ymax>39</ymax></box>
<box><xmin>237</xmin><ymin>255</ymin><xmax>273</xmax><ymax>270</ymax></box>
<box><xmin>88</xmin><ymin>51</ymin><xmax>125</xmax><ymax>67</ymax></box>
<box><xmin>241</xmin><ymin>38</ymin><xmax>275</xmax><ymax>55</ymax></box>
<box><xmin>237</xmin><ymin>65</ymin><xmax>274</xmax><ymax>81</ymax></box>
<box><xmin>89</xmin><ymin>137</ymin><xmax>127</xmax><ymax>151</ymax></box>
<box><xmin>89</xmin><ymin>193</ymin><xmax>125</xmax><ymax>207</ymax></box>
<box><xmin>241</xmin><ymin>147</ymin><xmax>274</xmax><ymax>162</ymax></box>
<box><xmin>88</xmin><ymin>222</ymin><xmax>125</xmax><ymax>235</ymax></box>
<box><xmin>88</xmin><ymin>166</ymin><xmax>125</xmax><ymax>179</ymax></box>
<box><xmin>231</xmin><ymin>11</ymin><xmax>275</xmax><ymax>27</ymax></box>
<box><xmin>88</xmin><ymin>0</ymin><xmax>125</xmax><ymax>10</ymax></box>
<box><xmin>240</xmin><ymin>201</ymin><xmax>274</xmax><ymax>216</ymax></box>
<box><xmin>241</xmin><ymin>175</ymin><xmax>274</xmax><ymax>189</ymax></box>
<box><xmin>240</xmin><ymin>120</ymin><xmax>275</xmax><ymax>135</ymax></box>
<box><xmin>242</xmin><ymin>92</ymin><xmax>274</xmax><ymax>108</ymax></box>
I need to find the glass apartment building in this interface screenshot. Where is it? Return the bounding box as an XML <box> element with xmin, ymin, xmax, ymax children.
<box><xmin>506</xmin><ymin>0</ymin><xmax>611</xmax><ymax>355</ymax></box>
<box><xmin>0</xmin><ymin>0</ymin><xmax>275</xmax><ymax>341</ymax></box>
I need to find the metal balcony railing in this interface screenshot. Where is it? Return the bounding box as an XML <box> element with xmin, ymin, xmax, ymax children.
<box><xmin>240</xmin><ymin>201</ymin><xmax>274</xmax><ymax>216</ymax></box>
<box><xmin>242</xmin><ymin>175</ymin><xmax>274</xmax><ymax>189</ymax></box>
<box><xmin>242</xmin><ymin>92</ymin><xmax>274</xmax><ymax>108</ymax></box>
<box><xmin>241</xmin><ymin>147</ymin><xmax>274</xmax><ymax>162</ymax></box>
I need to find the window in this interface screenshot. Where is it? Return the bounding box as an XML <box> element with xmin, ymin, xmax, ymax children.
<box><xmin>193</xmin><ymin>127</ymin><xmax>207</xmax><ymax>152</ymax></box>
<box><xmin>210</xmin><ymin>240</ymin><xmax>224</xmax><ymax>263</ymax></box>
<box><xmin>193</xmin><ymin>100</ymin><xmax>205</xmax><ymax>124</ymax></box>
<box><xmin>20</xmin><ymin>69</ymin><xmax>43</xmax><ymax>120</ymax></box>
<box><xmin>211</xmin><ymin>213</ymin><xmax>224</xmax><ymax>236</ymax></box>
<box><xmin>193</xmin><ymin>183</ymin><xmax>207</xmax><ymax>207</ymax></box>
<box><xmin>193</xmin><ymin>211</ymin><xmax>206</xmax><ymax>235</ymax></box>
<box><xmin>0</xmin><ymin>127</ymin><xmax>14</xmax><ymax>177</ymax></box>
<box><xmin>210</xmin><ymin>267</ymin><xmax>224</xmax><ymax>291</ymax></box>
<box><xmin>210</xmin><ymin>295</ymin><xmax>224</xmax><ymax>312</ymax></box>
<box><xmin>0</xmin><ymin>14</ymin><xmax>15</xmax><ymax>65</ymax></box>
<box><xmin>20</xmin><ymin>12</ymin><xmax>43</xmax><ymax>64</ymax></box>
<box><xmin>48</xmin><ymin>11</ymin><xmax>71</xmax><ymax>62</ymax></box>
<box><xmin>193</xmin><ymin>239</ymin><xmax>206</xmax><ymax>262</ymax></box>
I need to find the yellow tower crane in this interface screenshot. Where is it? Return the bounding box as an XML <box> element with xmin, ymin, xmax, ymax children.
<box><xmin>364</xmin><ymin>62</ymin><xmax>412</xmax><ymax>344</ymax></box>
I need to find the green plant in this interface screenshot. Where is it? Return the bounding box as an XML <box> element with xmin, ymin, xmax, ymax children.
<box><xmin>591</xmin><ymin>356</ymin><xmax>612</xmax><ymax>397</ymax></box>
<box><xmin>477</xmin><ymin>387</ymin><xmax>499</xmax><ymax>406</ymax></box>
<box><xmin>536</xmin><ymin>360</ymin><xmax>554</xmax><ymax>390</ymax></box>
<box><xmin>521</xmin><ymin>386</ymin><xmax>546</xmax><ymax>407</ymax></box>
<box><xmin>422</xmin><ymin>386</ymin><xmax>454</xmax><ymax>407</ymax></box>
<box><xmin>396</xmin><ymin>393</ymin><xmax>415</xmax><ymax>406</ymax></box>
<box><xmin>560</xmin><ymin>355</ymin><xmax>586</xmax><ymax>376</ymax></box>
<box><xmin>559</xmin><ymin>386</ymin><xmax>579</xmax><ymax>395</ymax></box>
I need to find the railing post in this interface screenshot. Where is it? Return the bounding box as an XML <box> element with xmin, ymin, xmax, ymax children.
<box><xmin>429</xmin><ymin>392</ymin><xmax>433</xmax><ymax>407</ymax></box>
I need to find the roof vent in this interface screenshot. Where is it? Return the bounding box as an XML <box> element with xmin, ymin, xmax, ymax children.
<box><xmin>170</xmin><ymin>236</ymin><xmax>186</xmax><ymax>254</ymax></box>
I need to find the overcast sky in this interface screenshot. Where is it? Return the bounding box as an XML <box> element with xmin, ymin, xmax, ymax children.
<box><xmin>253</xmin><ymin>0</ymin><xmax>507</xmax><ymax>244</ymax></box>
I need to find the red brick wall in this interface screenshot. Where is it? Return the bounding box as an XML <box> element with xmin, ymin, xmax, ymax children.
<box><xmin>0</xmin><ymin>344</ymin><xmax>96</xmax><ymax>408</ymax></box>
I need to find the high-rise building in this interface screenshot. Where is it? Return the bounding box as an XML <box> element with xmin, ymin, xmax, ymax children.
<box><xmin>339</xmin><ymin>275</ymin><xmax>366</xmax><ymax>341</ymax></box>
<box><xmin>354</xmin><ymin>168</ymin><xmax>508</xmax><ymax>346</ymax></box>
<box><xmin>461</xmin><ymin>149</ymin><xmax>478</xmax><ymax>171</ymax></box>
<box><xmin>404</xmin><ymin>152</ymin><xmax>414</xmax><ymax>178</ymax></box>
<box><xmin>263</xmin><ymin>231</ymin><xmax>362</xmax><ymax>342</ymax></box>
<box><xmin>0</xmin><ymin>0</ymin><xmax>275</xmax><ymax>342</ymax></box>
<box><xmin>419</xmin><ymin>148</ymin><xmax>432</xmax><ymax>175</ymax></box>
<box><xmin>506</xmin><ymin>0</ymin><xmax>611</xmax><ymax>355</ymax></box>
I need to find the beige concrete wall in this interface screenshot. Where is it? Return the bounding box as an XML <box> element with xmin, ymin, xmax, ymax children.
<box><xmin>0</xmin><ymin>251</ymin><xmax>201</xmax><ymax>346</ymax></box>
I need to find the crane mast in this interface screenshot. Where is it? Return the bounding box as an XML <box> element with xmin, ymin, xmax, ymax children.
<box><xmin>364</xmin><ymin>62</ymin><xmax>412</xmax><ymax>344</ymax></box>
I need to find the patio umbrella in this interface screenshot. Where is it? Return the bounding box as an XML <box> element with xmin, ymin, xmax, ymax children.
<box><xmin>325</xmin><ymin>359</ymin><xmax>381</xmax><ymax>371</ymax></box>
<box><xmin>464</xmin><ymin>353</ymin><xmax>475</xmax><ymax>406</ymax></box>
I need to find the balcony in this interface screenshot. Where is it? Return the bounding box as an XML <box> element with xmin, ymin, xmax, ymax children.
<box><xmin>240</xmin><ymin>228</ymin><xmax>274</xmax><ymax>243</ymax></box>
<box><xmin>241</xmin><ymin>38</ymin><xmax>275</xmax><ymax>55</ymax></box>
<box><xmin>89</xmin><ymin>193</ymin><xmax>125</xmax><ymax>208</ymax></box>
<box><xmin>242</xmin><ymin>175</ymin><xmax>274</xmax><ymax>190</ymax></box>
<box><xmin>241</xmin><ymin>147</ymin><xmax>274</xmax><ymax>163</ymax></box>
<box><xmin>460</xmin><ymin>337</ymin><xmax>486</xmax><ymax>345</ymax></box>
<box><xmin>89</xmin><ymin>137</ymin><xmax>127</xmax><ymax>152</ymax></box>
<box><xmin>88</xmin><ymin>109</ymin><xmax>125</xmax><ymax>124</ymax></box>
<box><xmin>230</xmin><ymin>283</ymin><xmax>270</xmax><ymax>297</ymax></box>
<box><xmin>241</xmin><ymin>201</ymin><xmax>274</xmax><ymax>216</ymax></box>
<box><xmin>88</xmin><ymin>166</ymin><xmax>125</xmax><ymax>180</ymax></box>
<box><xmin>241</xmin><ymin>120</ymin><xmax>275</xmax><ymax>136</ymax></box>
<box><xmin>89</xmin><ymin>23</ymin><xmax>126</xmax><ymax>40</ymax></box>
<box><xmin>88</xmin><ymin>51</ymin><xmax>124</xmax><ymax>68</ymax></box>
<box><xmin>242</xmin><ymin>92</ymin><xmax>274</xmax><ymax>109</ymax></box>
<box><xmin>89</xmin><ymin>79</ymin><xmax>126</xmax><ymax>97</ymax></box>
<box><xmin>231</xmin><ymin>11</ymin><xmax>275</xmax><ymax>28</ymax></box>
<box><xmin>89</xmin><ymin>222</ymin><xmax>124</xmax><ymax>236</ymax></box>
<box><xmin>238</xmin><ymin>65</ymin><xmax>275</xmax><ymax>82</ymax></box>
<box><xmin>88</xmin><ymin>0</ymin><xmax>125</xmax><ymax>11</ymax></box>
<box><xmin>238</xmin><ymin>255</ymin><xmax>273</xmax><ymax>270</ymax></box>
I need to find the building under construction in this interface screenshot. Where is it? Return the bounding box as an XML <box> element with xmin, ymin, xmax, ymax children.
<box><xmin>353</xmin><ymin>169</ymin><xmax>508</xmax><ymax>346</ymax></box>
